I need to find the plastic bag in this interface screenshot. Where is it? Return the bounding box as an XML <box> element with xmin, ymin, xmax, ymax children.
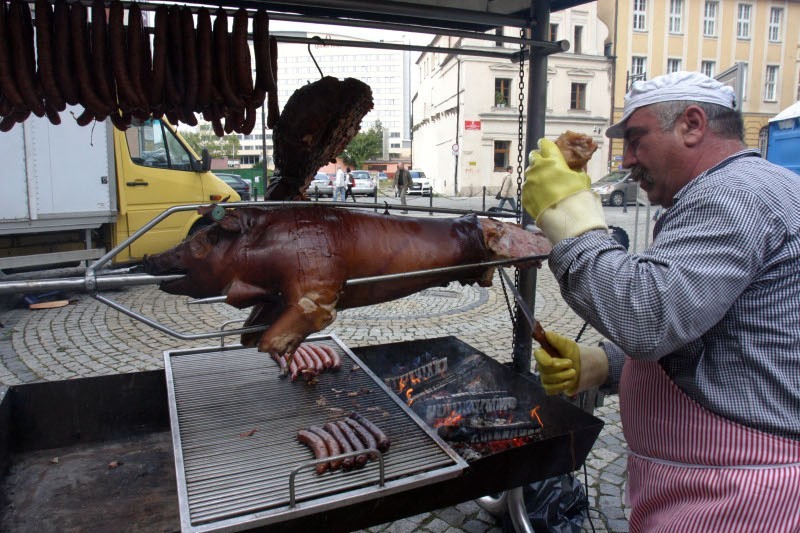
<box><xmin>502</xmin><ymin>474</ymin><xmax>589</xmax><ymax>533</ymax></box>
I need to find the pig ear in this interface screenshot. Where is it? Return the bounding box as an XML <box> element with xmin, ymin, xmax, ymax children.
<box><xmin>197</xmin><ymin>204</ymin><xmax>243</xmax><ymax>232</ymax></box>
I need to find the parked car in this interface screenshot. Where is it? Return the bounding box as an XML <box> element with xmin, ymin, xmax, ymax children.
<box><xmin>350</xmin><ymin>170</ymin><xmax>376</xmax><ymax>196</ymax></box>
<box><xmin>590</xmin><ymin>170</ymin><xmax>638</xmax><ymax>206</ymax></box>
<box><xmin>309</xmin><ymin>172</ymin><xmax>333</xmax><ymax>197</ymax></box>
<box><xmin>407</xmin><ymin>170</ymin><xmax>432</xmax><ymax>196</ymax></box>
<box><xmin>215</xmin><ymin>173</ymin><xmax>251</xmax><ymax>201</ymax></box>
<box><xmin>377</xmin><ymin>172</ymin><xmax>388</xmax><ymax>181</ymax></box>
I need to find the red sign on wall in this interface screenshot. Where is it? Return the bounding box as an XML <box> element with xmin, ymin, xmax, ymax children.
<box><xmin>464</xmin><ymin>120</ymin><xmax>481</xmax><ymax>130</ymax></box>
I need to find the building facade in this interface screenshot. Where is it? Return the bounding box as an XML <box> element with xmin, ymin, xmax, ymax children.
<box><xmin>598</xmin><ymin>0</ymin><xmax>800</xmax><ymax>168</ymax></box>
<box><xmin>412</xmin><ymin>3</ymin><xmax>613</xmax><ymax>197</ymax></box>
<box><xmin>234</xmin><ymin>31</ymin><xmax>412</xmax><ymax>169</ymax></box>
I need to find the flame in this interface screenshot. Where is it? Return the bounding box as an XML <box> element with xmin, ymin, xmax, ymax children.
<box><xmin>432</xmin><ymin>410</ymin><xmax>464</xmax><ymax>428</ymax></box>
<box><xmin>529</xmin><ymin>405</ymin><xmax>544</xmax><ymax>428</ymax></box>
<box><xmin>405</xmin><ymin>388</ymin><xmax>414</xmax><ymax>404</ymax></box>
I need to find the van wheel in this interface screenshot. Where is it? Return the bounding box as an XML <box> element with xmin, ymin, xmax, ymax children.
<box><xmin>610</xmin><ymin>191</ymin><xmax>625</xmax><ymax>207</ymax></box>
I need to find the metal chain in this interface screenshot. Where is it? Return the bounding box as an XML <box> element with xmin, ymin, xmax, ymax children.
<box><xmin>515</xmin><ymin>27</ymin><xmax>526</xmax><ymax>228</ymax></box>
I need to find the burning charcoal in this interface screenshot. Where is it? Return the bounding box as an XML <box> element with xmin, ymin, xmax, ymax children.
<box><xmin>384</xmin><ymin>357</ymin><xmax>448</xmax><ymax>389</ymax></box>
<box><xmin>418</xmin><ymin>391</ymin><xmax>517</xmax><ymax>421</ymax></box>
<box><xmin>402</xmin><ymin>354</ymin><xmax>487</xmax><ymax>405</ymax></box>
<box><xmin>437</xmin><ymin>419</ymin><xmax>542</xmax><ymax>443</ymax></box>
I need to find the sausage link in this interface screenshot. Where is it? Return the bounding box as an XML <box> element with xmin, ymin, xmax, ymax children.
<box><xmin>308</xmin><ymin>426</ymin><xmax>342</xmax><ymax>471</ymax></box>
<box><xmin>90</xmin><ymin>0</ymin><xmax>115</xmax><ymax>111</ymax></box>
<box><xmin>349</xmin><ymin>412</ymin><xmax>390</xmax><ymax>452</ymax></box>
<box><xmin>9</xmin><ymin>0</ymin><xmax>45</xmax><ymax>117</ymax></box>
<box><xmin>253</xmin><ymin>9</ymin><xmax>276</xmax><ymax>95</ymax></box>
<box><xmin>288</xmin><ymin>353</ymin><xmax>300</xmax><ymax>382</ymax></box>
<box><xmin>148</xmin><ymin>5</ymin><xmax>168</xmax><ymax>112</ymax></box>
<box><xmin>194</xmin><ymin>7</ymin><xmax>212</xmax><ymax>109</ymax></box>
<box><xmin>297</xmin><ymin>347</ymin><xmax>318</xmax><ymax>381</ymax></box>
<box><xmin>271</xmin><ymin>353</ymin><xmax>288</xmax><ymax>376</ymax></box>
<box><xmin>297</xmin><ymin>345</ymin><xmax>323</xmax><ymax>373</ymax></box>
<box><xmin>164</xmin><ymin>6</ymin><xmax>183</xmax><ymax>107</ymax></box>
<box><xmin>0</xmin><ymin>0</ymin><xmax>24</xmax><ymax>108</ymax></box>
<box><xmin>323</xmin><ymin>422</ymin><xmax>354</xmax><ymax>471</ymax></box>
<box><xmin>180</xmin><ymin>7</ymin><xmax>198</xmax><ymax>122</ymax></box>
<box><xmin>297</xmin><ymin>429</ymin><xmax>329</xmax><ymax>475</ymax></box>
<box><xmin>108</xmin><ymin>1</ymin><xmax>137</xmax><ymax>113</ymax></box>
<box><xmin>0</xmin><ymin>109</ymin><xmax>29</xmax><ymax>131</ymax></box>
<box><xmin>53</xmin><ymin>0</ymin><xmax>78</xmax><ymax>106</ymax></box>
<box><xmin>305</xmin><ymin>343</ymin><xmax>332</xmax><ymax>369</ymax></box>
<box><xmin>318</xmin><ymin>344</ymin><xmax>342</xmax><ymax>370</ymax></box>
<box><xmin>213</xmin><ymin>8</ymin><xmax>243</xmax><ymax>109</ymax></box>
<box><xmin>125</xmin><ymin>3</ymin><xmax>147</xmax><ymax>112</ymax></box>
<box><xmin>75</xmin><ymin>107</ymin><xmax>95</xmax><ymax>126</ymax></box>
<box><xmin>70</xmin><ymin>2</ymin><xmax>109</xmax><ymax>116</ymax></box>
<box><xmin>345</xmin><ymin>418</ymin><xmax>379</xmax><ymax>460</ymax></box>
<box><xmin>231</xmin><ymin>8</ymin><xmax>252</xmax><ymax>103</ymax></box>
<box><xmin>335</xmin><ymin>420</ymin><xmax>368</xmax><ymax>468</ymax></box>
<box><xmin>35</xmin><ymin>0</ymin><xmax>65</xmax><ymax>111</ymax></box>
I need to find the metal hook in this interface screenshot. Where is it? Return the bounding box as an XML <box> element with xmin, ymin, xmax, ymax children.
<box><xmin>382</xmin><ymin>201</ymin><xmax>391</xmax><ymax>215</ymax></box>
<box><xmin>308</xmin><ymin>36</ymin><xmax>325</xmax><ymax>79</ymax></box>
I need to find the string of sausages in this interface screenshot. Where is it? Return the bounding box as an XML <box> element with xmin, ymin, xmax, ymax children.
<box><xmin>298</xmin><ymin>412</ymin><xmax>391</xmax><ymax>475</ymax></box>
<box><xmin>0</xmin><ymin>0</ymin><xmax>279</xmax><ymax>134</ymax></box>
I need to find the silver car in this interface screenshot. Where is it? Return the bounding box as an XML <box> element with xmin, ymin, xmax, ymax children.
<box><xmin>590</xmin><ymin>170</ymin><xmax>638</xmax><ymax>206</ymax></box>
<box><xmin>350</xmin><ymin>170</ymin><xmax>376</xmax><ymax>197</ymax></box>
<box><xmin>308</xmin><ymin>172</ymin><xmax>333</xmax><ymax>197</ymax></box>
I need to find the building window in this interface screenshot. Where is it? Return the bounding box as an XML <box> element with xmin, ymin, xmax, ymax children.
<box><xmin>737</xmin><ymin>4</ymin><xmax>751</xmax><ymax>39</ymax></box>
<box><xmin>632</xmin><ymin>56</ymin><xmax>647</xmax><ymax>77</ymax></box>
<box><xmin>573</xmin><ymin>26</ymin><xmax>583</xmax><ymax>54</ymax></box>
<box><xmin>549</xmin><ymin>23</ymin><xmax>559</xmax><ymax>41</ymax></box>
<box><xmin>669</xmin><ymin>0</ymin><xmax>683</xmax><ymax>33</ymax></box>
<box><xmin>741</xmin><ymin>63</ymin><xmax>749</xmax><ymax>101</ymax></box>
<box><xmin>495</xmin><ymin>78</ymin><xmax>511</xmax><ymax>106</ymax></box>
<box><xmin>667</xmin><ymin>59</ymin><xmax>682</xmax><ymax>73</ymax></box>
<box><xmin>570</xmin><ymin>83</ymin><xmax>586</xmax><ymax>110</ymax></box>
<box><xmin>633</xmin><ymin>0</ymin><xmax>647</xmax><ymax>30</ymax></box>
<box><xmin>764</xmin><ymin>66</ymin><xmax>778</xmax><ymax>101</ymax></box>
<box><xmin>701</xmin><ymin>60</ymin><xmax>715</xmax><ymax>77</ymax></box>
<box><xmin>703</xmin><ymin>1</ymin><xmax>717</xmax><ymax>36</ymax></box>
<box><xmin>494</xmin><ymin>141</ymin><xmax>511</xmax><ymax>170</ymax></box>
<box><xmin>768</xmin><ymin>8</ymin><xmax>782</xmax><ymax>42</ymax></box>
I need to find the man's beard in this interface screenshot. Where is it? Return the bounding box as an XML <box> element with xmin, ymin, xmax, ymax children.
<box><xmin>629</xmin><ymin>166</ymin><xmax>653</xmax><ymax>185</ymax></box>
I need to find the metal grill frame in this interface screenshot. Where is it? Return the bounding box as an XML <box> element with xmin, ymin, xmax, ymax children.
<box><xmin>164</xmin><ymin>333</ymin><xmax>467</xmax><ymax>532</ymax></box>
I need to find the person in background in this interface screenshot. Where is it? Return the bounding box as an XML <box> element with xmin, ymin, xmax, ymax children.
<box><xmin>496</xmin><ymin>165</ymin><xmax>517</xmax><ymax>212</ymax></box>
<box><xmin>333</xmin><ymin>166</ymin><xmax>347</xmax><ymax>202</ymax></box>
<box><xmin>344</xmin><ymin>166</ymin><xmax>357</xmax><ymax>202</ymax></box>
<box><xmin>395</xmin><ymin>162</ymin><xmax>411</xmax><ymax>213</ymax></box>
<box><xmin>522</xmin><ymin>71</ymin><xmax>800</xmax><ymax>531</ymax></box>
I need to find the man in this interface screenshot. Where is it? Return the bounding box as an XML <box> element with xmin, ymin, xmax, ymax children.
<box><xmin>496</xmin><ymin>165</ymin><xmax>517</xmax><ymax>212</ymax></box>
<box><xmin>395</xmin><ymin>162</ymin><xmax>411</xmax><ymax>213</ymax></box>
<box><xmin>522</xmin><ymin>71</ymin><xmax>800</xmax><ymax>531</ymax></box>
<box><xmin>333</xmin><ymin>166</ymin><xmax>347</xmax><ymax>202</ymax></box>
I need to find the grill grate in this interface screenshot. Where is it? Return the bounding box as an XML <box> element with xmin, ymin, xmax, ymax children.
<box><xmin>164</xmin><ymin>334</ymin><xmax>466</xmax><ymax>532</ymax></box>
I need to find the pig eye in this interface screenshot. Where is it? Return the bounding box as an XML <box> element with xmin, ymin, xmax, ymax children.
<box><xmin>207</xmin><ymin>228</ymin><xmax>220</xmax><ymax>245</ymax></box>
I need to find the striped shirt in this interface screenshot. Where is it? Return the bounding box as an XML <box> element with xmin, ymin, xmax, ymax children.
<box><xmin>549</xmin><ymin>150</ymin><xmax>800</xmax><ymax>441</ymax></box>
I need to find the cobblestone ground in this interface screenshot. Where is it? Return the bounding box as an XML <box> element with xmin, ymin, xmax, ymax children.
<box><xmin>0</xmin><ymin>198</ymin><xmax>649</xmax><ymax>532</ymax></box>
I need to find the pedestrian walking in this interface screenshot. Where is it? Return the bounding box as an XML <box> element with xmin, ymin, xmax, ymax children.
<box><xmin>496</xmin><ymin>166</ymin><xmax>517</xmax><ymax>212</ymax></box>
<box><xmin>344</xmin><ymin>167</ymin><xmax>357</xmax><ymax>202</ymax></box>
<box><xmin>395</xmin><ymin>162</ymin><xmax>411</xmax><ymax>213</ymax></box>
<box><xmin>333</xmin><ymin>166</ymin><xmax>347</xmax><ymax>202</ymax></box>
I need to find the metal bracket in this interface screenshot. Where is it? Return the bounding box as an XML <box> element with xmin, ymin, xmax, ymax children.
<box><xmin>289</xmin><ymin>448</ymin><xmax>385</xmax><ymax>508</ymax></box>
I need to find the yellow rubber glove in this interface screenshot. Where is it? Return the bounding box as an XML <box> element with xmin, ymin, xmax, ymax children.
<box><xmin>522</xmin><ymin>138</ymin><xmax>607</xmax><ymax>244</ymax></box>
<box><xmin>534</xmin><ymin>331</ymin><xmax>609</xmax><ymax>396</ymax></box>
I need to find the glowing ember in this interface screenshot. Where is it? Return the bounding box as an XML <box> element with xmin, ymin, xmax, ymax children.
<box><xmin>432</xmin><ymin>410</ymin><xmax>464</xmax><ymax>428</ymax></box>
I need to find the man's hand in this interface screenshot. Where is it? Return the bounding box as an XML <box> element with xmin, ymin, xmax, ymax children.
<box><xmin>534</xmin><ymin>330</ymin><xmax>609</xmax><ymax>396</ymax></box>
<box><xmin>522</xmin><ymin>138</ymin><xmax>607</xmax><ymax>244</ymax></box>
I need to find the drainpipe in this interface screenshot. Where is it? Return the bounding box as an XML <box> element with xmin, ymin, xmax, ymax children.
<box><xmin>453</xmin><ymin>57</ymin><xmax>461</xmax><ymax>195</ymax></box>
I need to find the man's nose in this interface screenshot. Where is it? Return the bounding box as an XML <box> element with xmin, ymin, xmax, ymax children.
<box><xmin>622</xmin><ymin>141</ymin><xmax>637</xmax><ymax>169</ymax></box>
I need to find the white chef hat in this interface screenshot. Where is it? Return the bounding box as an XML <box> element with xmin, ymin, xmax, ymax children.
<box><xmin>606</xmin><ymin>71</ymin><xmax>736</xmax><ymax>139</ymax></box>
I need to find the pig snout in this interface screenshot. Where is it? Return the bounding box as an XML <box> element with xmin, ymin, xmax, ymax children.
<box><xmin>142</xmin><ymin>249</ymin><xmax>188</xmax><ymax>276</ymax></box>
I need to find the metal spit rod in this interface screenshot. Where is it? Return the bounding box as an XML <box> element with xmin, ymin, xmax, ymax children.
<box><xmin>0</xmin><ymin>201</ymin><xmax>546</xmax><ymax>342</ymax></box>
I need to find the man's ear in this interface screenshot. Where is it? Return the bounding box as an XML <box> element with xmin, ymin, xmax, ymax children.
<box><xmin>681</xmin><ymin>105</ymin><xmax>707</xmax><ymax>147</ymax></box>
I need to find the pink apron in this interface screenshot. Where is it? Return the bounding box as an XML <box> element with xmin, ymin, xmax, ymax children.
<box><xmin>619</xmin><ymin>357</ymin><xmax>800</xmax><ymax>532</ymax></box>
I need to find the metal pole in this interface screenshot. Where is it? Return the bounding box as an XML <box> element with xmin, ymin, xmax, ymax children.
<box><xmin>512</xmin><ymin>0</ymin><xmax>550</xmax><ymax>375</ymax></box>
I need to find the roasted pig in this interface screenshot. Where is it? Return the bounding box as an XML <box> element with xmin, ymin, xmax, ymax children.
<box><xmin>143</xmin><ymin>205</ymin><xmax>551</xmax><ymax>357</ymax></box>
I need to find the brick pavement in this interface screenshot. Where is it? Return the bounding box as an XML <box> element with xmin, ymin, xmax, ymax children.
<box><xmin>0</xmin><ymin>198</ymin><xmax>647</xmax><ymax>532</ymax></box>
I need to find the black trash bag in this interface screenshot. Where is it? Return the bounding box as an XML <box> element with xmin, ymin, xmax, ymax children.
<box><xmin>502</xmin><ymin>474</ymin><xmax>589</xmax><ymax>533</ymax></box>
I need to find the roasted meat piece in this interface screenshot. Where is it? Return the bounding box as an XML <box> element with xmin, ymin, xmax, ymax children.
<box><xmin>554</xmin><ymin>130</ymin><xmax>598</xmax><ymax>171</ymax></box>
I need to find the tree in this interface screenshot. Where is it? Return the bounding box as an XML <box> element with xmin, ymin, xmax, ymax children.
<box><xmin>180</xmin><ymin>124</ymin><xmax>241</xmax><ymax>159</ymax></box>
<box><xmin>339</xmin><ymin>119</ymin><xmax>384</xmax><ymax>169</ymax></box>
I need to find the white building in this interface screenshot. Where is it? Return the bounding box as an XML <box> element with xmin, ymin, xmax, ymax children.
<box><xmin>236</xmin><ymin>31</ymin><xmax>413</xmax><ymax>168</ymax></box>
<box><xmin>412</xmin><ymin>3</ymin><xmax>613</xmax><ymax>197</ymax></box>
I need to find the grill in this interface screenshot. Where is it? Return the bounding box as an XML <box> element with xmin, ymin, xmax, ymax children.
<box><xmin>164</xmin><ymin>335</ymin><xmax>467</xmax><ymax>532</ymax></box>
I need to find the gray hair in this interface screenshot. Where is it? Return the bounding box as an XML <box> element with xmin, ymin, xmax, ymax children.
<box><xmin>651</xmin><ymin>100</ymin><xmax>744</xmax><ymax>141</ymax></box>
